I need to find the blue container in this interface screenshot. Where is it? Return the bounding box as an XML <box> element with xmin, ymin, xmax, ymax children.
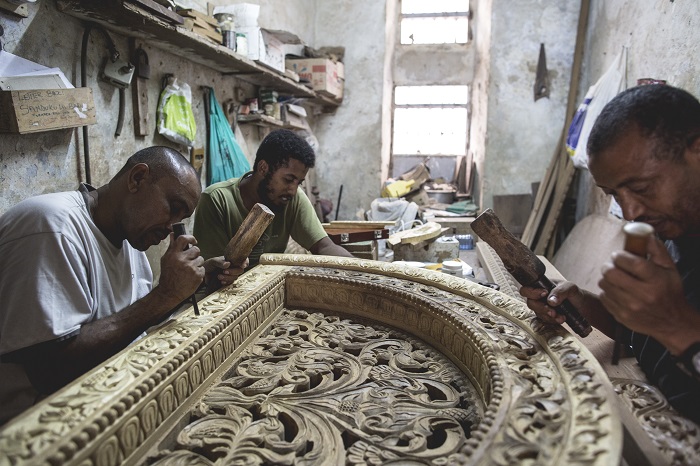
<box><xmin>458</xmin><ymin>234</ymin><xmax>474</xmax><ymax>250</ymax></box>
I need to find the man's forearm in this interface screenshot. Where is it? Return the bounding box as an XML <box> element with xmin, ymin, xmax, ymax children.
<box><xmin>311</xmin><ymin>237</ymin><xmax>354</xmax><ymax>258</ymax></box>
<box><xmin>20</xmin><ymin>286</ymin><xmax>183</xmax><ymax>393</ymax></box>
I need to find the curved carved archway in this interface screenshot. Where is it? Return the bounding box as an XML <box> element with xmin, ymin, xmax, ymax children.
<box><xmin>0</xmin><ymin>255</ymin><xmax>621</xmax><ymax>465</ymax></box>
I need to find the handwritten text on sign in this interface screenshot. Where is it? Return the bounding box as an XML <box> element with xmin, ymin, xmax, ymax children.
<box><xmin>0</xmin><ymin>88</ymin><xmax>97</xmax><ymax>134</ymax></box>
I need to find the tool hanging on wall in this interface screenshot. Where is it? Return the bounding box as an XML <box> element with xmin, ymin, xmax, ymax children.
<box><xmin>534</xmin><ymin>43</ymin><xmax>550</xmax><ymax>101</ymax></box>
<box><xmin>131</xmin><ymin>42</ymin><xmax>150</xmax><ymax>137</ymax></box>
<box><xmin>98</xmin><ymin>26</ymin><xmax>134</xmax><ymax>139</ymax></box>
<box><xmin>80</xmin><ymin>22</ymin><xmax>134</xmax><ymax>184</ymax></box>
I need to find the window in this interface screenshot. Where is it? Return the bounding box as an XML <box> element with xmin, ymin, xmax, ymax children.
<box><xmin>392</xmin><ymin>85</ymin><xmax>469</xmax><ymax>157</ymax></box>
<box><xmin>400</xmin><ymin>0</ymin><xmax>469</xmax><ymax>45</ymax></box>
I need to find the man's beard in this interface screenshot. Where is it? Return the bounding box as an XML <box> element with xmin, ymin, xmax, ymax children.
<box><xmin>257</xmin><ymin>173</ymin><xmax>287</xmax><ymax>214</ymax></box>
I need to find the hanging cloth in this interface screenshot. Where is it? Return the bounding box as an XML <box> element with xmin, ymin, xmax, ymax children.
<box><xmin>206</xmin><ymin>88</ymin><xmax>251</xmax><ymax>185</ymax></box>
<box><xmin>566</xmin><ymin>47</ymin><xmax>627</xmax><ymax>170</ymax></box>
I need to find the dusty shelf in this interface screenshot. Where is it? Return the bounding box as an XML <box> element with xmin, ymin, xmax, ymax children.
<box><xmin>238</xmin><ymin>113</ymin><xmax>306</xmax><ymax>131</ymax></box>
<box><xmin>0</xmin><ymin>0</ymin><xmax>29</xmax><ymax>17</ymax></box>
<box><xmin>237</xmin><ymin>114</ymin><xmax>284</xmax><ymax>127</ymax></box>
<box><xmin>56</xmin><ymin>0</ymin><xmax>317</xmax><ymax>98</ymax></box>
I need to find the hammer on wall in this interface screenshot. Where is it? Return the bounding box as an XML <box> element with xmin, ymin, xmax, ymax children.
<box><xmin>471</xmin><ymin>208</ymin><xmax>592</xmax><ymax>337</ymax></box>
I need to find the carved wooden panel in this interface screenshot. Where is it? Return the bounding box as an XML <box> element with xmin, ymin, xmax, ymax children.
<box><xmin>148</xmin><ymin>310</ymin><xmax>480</xmax><ymax>464</ymax></box>
<box><xmin>0</xmin><ymin>255</ymin><xmax>622</xmax><ymax>465</ymax></box>
<box><xmin>612</xmin><ymin>378</ymin><xmax>700</xmax><ymax>466</ymax></box>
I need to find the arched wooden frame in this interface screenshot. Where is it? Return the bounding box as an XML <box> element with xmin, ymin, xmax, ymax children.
<box><xmin>0</xmin><ymin>255</ymin><xmax>621</xmax><ymax>465</ymax></box>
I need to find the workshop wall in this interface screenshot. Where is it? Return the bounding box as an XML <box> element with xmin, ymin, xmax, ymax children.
<box><xmin>0</xmin><ymin>0</ymin><xmax>311</xmax><ymax>279</ymax></box>
<box><xmin>573</xmin><ymin>0</ymin><xmax>700</xmax><ymax>222</ymax></box>
<box><xmin>469</xmin><ymin>0</ymin><xmax>580</xmax><ymax>210</ymax></box>
<box><xmin>312</xmin><ymin>0</ymin><xmax>388</xmax><ymax>220</ymax></box>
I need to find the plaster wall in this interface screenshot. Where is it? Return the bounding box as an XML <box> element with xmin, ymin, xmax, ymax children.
<box><xmin>394</xmin><ymin>44</ymin><xmax>474</xmax><ymax>86</ymax></box>
<box><xmin>574</xmin><ymin>0</ymin><xmax>700</xmax><ymax>221</ymax></box>
<box><xmin>468</xmin><ymin>0</ymin><xmax>493</xmax><ymax>208</ymax></box>
<box><xmin>311</xmin><ymin>0</ymin><xmax>388</xmax><ymax>220</ymax></box>
<box><xmin>476</xmin><ymin>0</ymin><xmax>579</xmax><ymax>210</ymax></box>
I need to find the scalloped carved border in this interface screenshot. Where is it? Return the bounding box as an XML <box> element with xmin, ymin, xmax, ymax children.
<box><xmin>0</xmin><ymin>266</ymin><xmax>289</xmax><ymax>466</ymax></box>
<box><xmin>0</xmin><ymin>256</ymin><xmax>622</xmax><ymax>466</ymax></box>
<box><xmin>612</xmin><ymin>378</ymin><xmax>700</xmax><ymax>466</ymax></box>
<box><xmin>262</xmin><ymin>254</ymin><xmax>622</xmax><ymax>465</ymax></box>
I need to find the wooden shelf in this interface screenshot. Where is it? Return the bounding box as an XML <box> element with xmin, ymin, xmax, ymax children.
<box><xmin>0</xmin><ymin>0</ymin><xmax>29</xmax><ymax>17</ymax></box>
<box><xmin>238</xmin><ymin>113</ymin><xmax>307</xmax><ymax>131</ymax></box>
<box><xmin>309</xmin><ymin>93</ymin><xmax>343</xmax><ymax>111</ymax></box>
<box><xmin>56</xmin><ymin>0</ymin><xmax>318</xmax><ymax>98</ymax></box>
<box><xmin>238</xmin><ymin>114</ymin><xmax>284</xmax><ymax>127</ymax></box>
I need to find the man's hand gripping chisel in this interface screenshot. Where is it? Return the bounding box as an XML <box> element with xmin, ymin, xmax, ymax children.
<box><xmin>471</xmin><ymin>208</ymin><xmax>592</xmax><ymax>337</ymax></box>
<box><xmin>173</xmin><ymin>222</ymin><xmax>200</xmax><ymax>316</ymax></box>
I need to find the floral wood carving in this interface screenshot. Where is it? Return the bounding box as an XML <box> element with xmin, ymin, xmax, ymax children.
<box><xmin>0</xmin><ymin>255</ymin><xmax>621</xmax><ymax>465</ymax></box>
<box><xmin>148</xmin><ymin>311</ymin><xmax>480</xmax><ymax>464</ymax></box>
<box><xmin>612</xmin><ymin>378</ymin><xmax>700</xmax><ymax>466</ymax></box>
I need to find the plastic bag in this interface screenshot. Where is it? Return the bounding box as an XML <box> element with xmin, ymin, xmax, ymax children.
<box><xmin>157</xmin><ymin>78</ymin><xmax>197</xmax><ymax>147</ymax></box>
<box><xmin>207</xmin><ymin>89</ymin><xmax>251</xmax><ymax>185</ymax></box>
<box><xmin>566</xmin><ymin>48</ymin><xmax>627</xmax><ymax>170</ymax></box>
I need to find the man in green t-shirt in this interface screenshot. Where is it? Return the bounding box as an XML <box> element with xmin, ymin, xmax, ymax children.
<box><xmin>193</xmin><ymin>129</ymin><xmax>352</xmax><ymax>287</ymax></box>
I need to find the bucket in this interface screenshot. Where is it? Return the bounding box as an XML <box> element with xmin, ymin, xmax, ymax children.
<box><xmin>424</xmin><ymin>188</ymin><xmax>455</xmax><ymax>204</ymax></box>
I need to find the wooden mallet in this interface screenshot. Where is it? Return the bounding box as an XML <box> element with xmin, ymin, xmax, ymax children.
<box><xmin>472</xmin><ymin>208</ymin><xmax>593</xmax><ymax>337</ymax></box>
<box><xmin>224</xmin><ymin>203</ymin><xmax>275</xmax><ymax>266</ymax></box>
<box><xmin>207</xmin><ymin>203</ymin><xmax>275</xmax><ymax>293</ymax></box>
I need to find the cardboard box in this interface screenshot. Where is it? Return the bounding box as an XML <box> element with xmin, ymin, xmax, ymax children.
<box><xmin>239</xmin><ymin>27</ymin><xmax>303</xmax><ymax>74</ymax></box>
<box><xmin>0</xmin><ymin>87</ymin><xmax>96</xmax><ymax>134</ymax></box>
<box><xmin>285</xmin><ymin>58</ymin><xmax>344</xmax><ymax>99</ymax></box>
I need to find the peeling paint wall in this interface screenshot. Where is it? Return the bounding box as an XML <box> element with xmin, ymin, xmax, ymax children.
<box><xmin>468</xmin><ymin>0</ymin><xmax>493</xmax><ymax>209</ymax></box>
<box><xmin>574</xmin><ymin>0</ymin><xmax>700</xmax><ymax>220</ymax></box>
<box><xmin>394</xmin><ymin>44</ymin><xmax>474</xmax><ymax>86</ymax></box>
<box><xmin>471</xmin><ymin>0</ymin><xmax>579</xmax><ymax>210</ymax></box>
<box><xmin>311</xmin><ymin>0</ymin><xmax>388</xmax><ymax>220</ymax></box>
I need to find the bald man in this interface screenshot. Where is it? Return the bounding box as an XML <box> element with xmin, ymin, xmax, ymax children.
<box><xmin>0</xmin><ymin>146</ymin><xmax>224</xmax><ymax>424</ymax></box>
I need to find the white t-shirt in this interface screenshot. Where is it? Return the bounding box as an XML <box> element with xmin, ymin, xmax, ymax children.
<box><xmin>0</xmin><ymin>188</ymin><xmax>152</xmax><ymax>423</ymax></box>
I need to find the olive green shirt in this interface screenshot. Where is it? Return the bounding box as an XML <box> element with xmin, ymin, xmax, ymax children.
<box><xmin>193</xmin><ymin>173</ymin><xmax>327</xmax><ymax>266</ymax></box>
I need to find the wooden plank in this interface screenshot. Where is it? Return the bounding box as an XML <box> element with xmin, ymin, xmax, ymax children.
<box><xmin>327</xmin><ymin>221</ymin><xmax>396</xmax><ymax>230</ymax></box>
<box><xmin>0</xmin><ymin>0</ymin><xmax>28</xmax><ymax>17</ymax></box>
<box><xmin>521</xmin><ymin>141</ymin><xmax>562</xmax><ymax>247</ymax></box>
<box><xmin>522</xmin><ymin>0</ymin><xmax>590</xmax><ymax>255</ymax></box>
<box><xmin>193</xmin><ymin>24</ymin><xmax>222</xmax><ymax>44</ymax></box>
<box><xmin>127</xmin><ymin>0</ymin><xmax>183</xmax><ymax>24</ymax></box>
<box><xmin>129</xmin><ymin>39</ymin><xmax>149</xmax><ymax>137</ymax></box>
<box><xmin>183</xmin><ymin>16</ymin><xmax>217</xmax><ymax>32</ymax></box>
<box><xmin>238</xmin><ymin>113</ymin><xmax>284</xmax><ymax>127</ymax></box>
<box><xmin>177</xmin><ymin>8</ymin><xmax>218</xmax><ymax>27</ymax></box>
<box><xmin>0</xmin><ymin>88</ymin><xmax>96</xmax><ymax>134</ymax></box>
<box><xmin>534</xmin><ymin>155</ymin><xmax>576</xmax><ymax>255</ymax></box>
